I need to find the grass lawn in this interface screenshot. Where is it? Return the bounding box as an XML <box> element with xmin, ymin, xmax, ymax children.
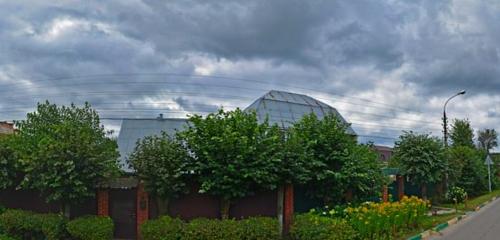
<box><xmin>397</xmin><ymin>189</ymin><xmax>500</xmax><ymax>239</ymax></box>
<box><xmin>440</xmin><ymin>189</ymin><xmax>500</xmax><ymax>212</ymax></box>
<box><xmin>395</xmin><ymin>213</ymin><xmax>462</xmax><ymax>240</ymax></box>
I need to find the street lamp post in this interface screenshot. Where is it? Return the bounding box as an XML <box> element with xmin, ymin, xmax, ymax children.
<box><xmin>443</xmin><ymin>90</ymin><xmax>466</xmax><ymax>147</ymax></box>
<box><xmin>442</xmin><ymin>90</ymin><xmax>466</xmax><ymax>192</ymax></box>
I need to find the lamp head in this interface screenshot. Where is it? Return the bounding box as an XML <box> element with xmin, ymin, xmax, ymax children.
<box><xmin>458</xmin><ymin>90</ymin><xmax>466</xmax><ymax>95</ymax></box>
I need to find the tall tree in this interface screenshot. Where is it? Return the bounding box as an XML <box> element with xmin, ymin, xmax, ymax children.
<box><xmin>450</xmin><ymin>119</ymin><xmax>475</xmax><ymax>148</ymax></box>
<box><xmin>128</xmin><ymin>132</ymin><xmax>191</xmax><ymax>215</ymax></box>
<box><xmin>178</xmin><ymin>108</ymin><xmax>283</xmax><ymax>219</ymax></box>
<box><xmin>289</xmin><ymin>113</ymin><xmax>384</xmax><ymax>204</ymax></box>
<box><xmin>477</xmin><ymin>129</ymin><xmax>498</xmax><ymax>152</ymax></box>
<box><xmin>0</xmin><ymin>135</ymin><xmax>18</xmax><ymax>190</ymax></box>
<box><xmin>392</xmin><ymin>132</ymin><xmax>446</xmax><ymax>199</ymax></box>
<box><xmin>15</xmin><ymin>101</ymin><xmax>120</xmax><ymax>216</ymax></box>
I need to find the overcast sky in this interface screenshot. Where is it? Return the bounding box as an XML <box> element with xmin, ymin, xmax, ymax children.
<box><xmin>1</xmin><ymin>0</ymin><xmax>499</xmax><ymax>147</ymax></box>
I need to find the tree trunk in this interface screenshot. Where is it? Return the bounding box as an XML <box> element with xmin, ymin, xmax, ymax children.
<box><xmin>220</xmin><ymin>199</ymin><xmax>231</xmax><ymax>219</ymax></box>
<box><xmin>156</xmin><ymin>197</ymin><xmax>170</xmax><ymax>216</ymax></box>
<box><xmin>421</xmin><ymin>184</ymin><xmax>427</xmax><ymax>200</ymax></box>
<box><xmin>61</xmin><ymin>203</ymin><xmax>71</xmax><ymax>218</ymax></box>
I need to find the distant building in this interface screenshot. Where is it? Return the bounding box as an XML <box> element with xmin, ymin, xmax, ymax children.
<box><xmin>0</xmin><ymin>122</ymin><xmax>15</xmax><ymax>135</ymax></box>
<box><xmin>116</xmin><ymin>90</ymin><xmax>356</xmax><ymax>172</ymax></box>
<box><xmin>245</xmin><ymin>90</ymin><xmax>356</xmax><ymax>135</ymax></box>
<box><xmin>373</xmin><ymin>145</ymin><xmax>393</xmax><ymax>164</ymax></box>
<box><xmin>117</xmin><ymin>116</ymin><xmax>188</xmax><ymax>172</ymax></box>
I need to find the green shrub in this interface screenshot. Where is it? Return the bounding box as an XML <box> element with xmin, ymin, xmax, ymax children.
<box><xmin>141</xmin><ymin>216</ymin><xmax>280</xmax><ymax>240</ymax></box>
<box><xmin>0</xmin><ymin>209</ymin><xmax>44</xmax><ymax>240</ymax></box>
<box><xmin>0</xmin><ymin>209</ymin><xmax>68</xmax><ymax>240</ymax></box>
<box><xmin>291</xmin><ymin>213</ymin><xmax>356</xmax><ymax>240</ymax></box>
<box><xmin>67</xmin><ymin>216</ymin><xmax>114</xmax><ymax>240</ymax></box>
<box><xmin>141</xmin><ymin>215</ymin><xmax>185</xmax><ymax>240</ymax></box>
<box><xmin>239</xmin><ymin>217</ymin><xmax>280</xmax><ymax>240</ymax></box>
<box><xmin>183</xmin><ymin>218</ymin><xmax>242</xmax><ymax>240</ymax></box>
<box><xmin>0</xmin><ymin>234</ymin><xmax>15</xmax><ymax>240</ymax></box>
<box><xmin>446</xmin><ymin>186</ymin><xmax>468</xmax><ymax>204</ymax></box>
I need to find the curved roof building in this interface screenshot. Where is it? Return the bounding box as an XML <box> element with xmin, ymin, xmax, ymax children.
<box><xmin>245</xmin><ymin>90</ymin><xmax>356</xmax><ymax>135</ymax></box>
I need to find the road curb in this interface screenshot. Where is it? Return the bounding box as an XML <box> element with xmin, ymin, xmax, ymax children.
<box><xmin>407</xmin><ymin>196</ymin><xmax>497</xmax><ymax>240</ymax></box>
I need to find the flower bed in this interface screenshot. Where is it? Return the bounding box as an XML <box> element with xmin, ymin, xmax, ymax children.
<box><xmin>344</xmin><ymin>196</ymin><xmax>429</xmax><ymax>239</ymax></box>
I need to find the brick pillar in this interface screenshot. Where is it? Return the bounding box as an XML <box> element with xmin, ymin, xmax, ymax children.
<box><xmin>283</xmin><ymin>183</ymin><xmax>294</xmax><ymax>237</ymax></box>
<box><xmin>97</xmin><ymin>189</ymin><xmax>109</xmax><ymax>216</ymax></box>
<box><xmin>397</xmin><ymin>175</ymin><xmax>405</xmax><ymax>200</ymax></box>
<box><xmin>137</xmin><ymin>183</ymin><xmax>149</xmax><ymax>238</ymax></box>
<box><xmin>382</xmin><ymin>185</ymin><xmax>389</xmax><ymax>202</ymax></box>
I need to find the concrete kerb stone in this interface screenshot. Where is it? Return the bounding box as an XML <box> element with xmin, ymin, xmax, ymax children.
<box><xmin>407</xmin><ymin>196</ymin><xmax>498</xmax><ymax>240</ymax></box>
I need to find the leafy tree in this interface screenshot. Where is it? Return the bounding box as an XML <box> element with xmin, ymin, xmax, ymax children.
<box><xmin>128</xmin><ymin>132</ymin><xmax>191</xmax><ymax>215</ymax></box>
<box><xmin>392</xmin><ymin>132</ymin><xmax>446</xmax><ymax>199</ymax></box>
<box><xmin>0</xmin><ymin>135</ymin><xmax>18</xmax><ymax>190</ymax></box>
<box><xmin>477</xmin><ymin>129</ymin><xmax>498</xmax><ymax>152</ymax></box>
<box><xmin>450</xmin><ymin>119</ymin><xmax>474</xmax><ymax>148</ymax></box>
<box><xmin>455</xmin><ymin>148</ymin><xmax>489</xmax><ymax>196</ymax></box>
<box><xmin>340</xmin><ymin>143</ymin><xmax>386</xmax><ymax>202</ymax></box>
<box><xmin>15</xmin><ymin>101</ymin><xmax>119</xmax><ymax>216</ymax></box>
<box><xmin>178</xmin><ymin>108</ymin><xmax>283</xmax><ymax>218</ymax></box>
<box><xmin>289</xmin><ymin>113</ymin><xmax>384</xmax><ymax>204</ymax></box>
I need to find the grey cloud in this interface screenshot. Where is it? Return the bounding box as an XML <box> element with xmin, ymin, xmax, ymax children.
<box><xmin>1</xmin><ymin>0</ymin><xmax>500</xmax><ymax>146</ymax></box>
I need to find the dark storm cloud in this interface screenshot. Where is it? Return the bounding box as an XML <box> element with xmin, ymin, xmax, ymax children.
<box><xmin>1</xmin><ymin>0</ymin><xmax>500</xmax><ymax>145</ymax></box>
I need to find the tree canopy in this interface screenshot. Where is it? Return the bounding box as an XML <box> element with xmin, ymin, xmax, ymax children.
<box><xmin>14</xmin><ymin>101</ymin><xmax>120</xmax><ymax>210</ymax></box>
<box><xmin>450</xmin><ymin>119</ymin><xmax>474</xmax><ymax>148</ymax></box>
<box><xmin>289</xmin><ymin>113</ymin><xmax>384</xmax><ymax>204</ymax></box>
<box><xmin>392</xmin><ymin>132</ymin><xmax>445</xmax><ymax>198</ymax></box>
<box><xmin>128</xmin><ymin>131</ymin><xmax>191</xmax><ymax>214</ymax></box>
<box><xmin>178</xmin><ymin>108</ymin><xmax>283</xmax><ymax>218</ymax></box>
<box><xmin>477</xmin><ymin>129</ymin><xmax>498</xmax><ymax>152</ymax></box>
<box><xmin>0</xmin><ymin>135</ymin><xmax>18</xmax><ymax>190</ymax></box>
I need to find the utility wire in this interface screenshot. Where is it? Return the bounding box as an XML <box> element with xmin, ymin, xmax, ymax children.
<box><xmin>1</xmin><ymin>72</ymin><xmax>423</xmax><ymax>113</ymax></box>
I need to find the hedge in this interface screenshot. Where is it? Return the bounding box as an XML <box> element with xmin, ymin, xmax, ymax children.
<box><xmin>0</xmin><ymin>234</ymin><xmax>15</xmax><ymax>240</ymax></box>
<box><xmin>66</xmin><ymin>216</ymin><xmax>114</xmax><ymax>240</ymax></box>
<box><xmin>141</xmin><ymin>216</ymin><xmax>280</xmax><ymax>240</ymax></box>
<box><xmin>0</xmin><ymin>209</ymin><xmax>67</xmax><ymax>240</ymax></box>
<box><xmin>141</xmin><ymin>216</ymin><xmax>185</xmax><ymax>240</ymax></box>
<box><xmin>290</xmin><ymin>213</ymin><xmax>357</xmax><ymax>240</ymax></box>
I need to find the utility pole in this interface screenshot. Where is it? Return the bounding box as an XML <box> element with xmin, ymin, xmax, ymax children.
<box><xmin>485</xmin><ymin>155</ymin><xmax>493</xmax><ymax>193</ymax></box>
<box><xmin>442</xmin><ymin>90</ymin><xmax>466</xmax><ymax>192</ymax></box>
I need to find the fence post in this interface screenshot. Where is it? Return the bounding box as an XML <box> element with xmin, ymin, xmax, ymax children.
<box><xmin>137</xmin><ymin>183</ymin><xmax>149</xmax><ymax>238</ymax></box>
<box><xmin>97</xmin><ymin>189</ymin><xmax>109</xmax><ymax>216</ymax></box>
<box><xmin>397</xmin><ymin>175</ymin><xmax>405</xmax><ymax>200</ymax></box>
<box><xmin>282</xmin><ymin>183</ymin><xmax>294</xmax><ymax>237</ymax></box>
<box><xmin>382</xmin><ymin>185</ymin><xmax>389</xmax><ymax>202</ymax></box>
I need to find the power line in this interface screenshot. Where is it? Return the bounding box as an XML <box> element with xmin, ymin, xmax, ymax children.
<box><xmin>0</xmin><ymin>72</ymin><xmax>423</xmax><ymax>113</ymax></box>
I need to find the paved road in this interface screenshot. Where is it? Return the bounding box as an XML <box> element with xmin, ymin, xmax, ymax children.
<box><xmin>431</xmin><ymin>198</ymin><xmax>500</xmax><ymax>240</ymax></box>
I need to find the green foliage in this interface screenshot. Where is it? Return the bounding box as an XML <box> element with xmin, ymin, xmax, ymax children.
<box><xmin>140</xmin><ymin>216</ymin><xmax>279</xmax><ymax>240</ymax></box>
<box><xmin>14</xmin><ymin>101</ymin><xmax>120</xmax><ymax>205</ymax></box>
<box><xmin>457</xmin><ymin>149</ymin><xmax>490</xmax><ymax>196</ymax></box>
<box><xmin>129</xmin><ymin>131</ymin><xmax>191</xmax><ymax>212</ymax></box>
<box><xmin>289</xmin><ymin>113</ymin><xmax>385</xmax><ymax>204</ymax></box>
<box><xmin>450</xmin><ymin>119</ymin><xmax>475</xmax><ymax>148</ymax></box>
<box><xmin>392</xmin><ymin>132</ymin><xmax>445</xmax><ymax>192</ymax></box>
<box><xmin>0</xmin><ymin>209</ymin><xmax>67</xmax><ymax>240</ymax></box>
<box><xmin>183</xmin><ymin>218</ymin><xmax>242</xmax><ymax>240</ymax></box>
<box><xmin>238</xmin><ymin>217</ymin><xmax>280</xmax><ymax>240</ymax></box>
<box><xmin>0</xmin><ymin>136</ymin><xmax>18</xmax><ymax>190</ymax></box>
<box><xmin>178</xmin><ymin>109</ymin><xmax>283</xmax><ymax>212</ymax></box>
<box><xmin>447</xmin><ymin>146</ymin><xmax>490</xmax><ymax>196</ymax></box>
<box><xmin>290</xmin><ymin>213</ymin><xmax>356</xmax><ymax>240</ymax></box>
<box><xmin>66</xmin><ymin>216</ymin><xmax>114</xmax><ymax>240</ymax></box>
<box><xmin>445</xmin><ymin>186</ymin><xmax>467</xmax><ymax>204</ymax></box>
<box><xmin>141</xmin><ymin>215</ymin><xmax>185</xmax><ymax>240</ymax></box>
<box><xmin>341</xmin><ymin>144</ymin><xmax>387</xmax><ymax>202</ymax></box>
<box><xmin>477</xmin><ymin>129</ymin><xmax>498</xmax><ymax>151</ymax></box>
<box><xmin>0</xmin><ymin>234</ymin><xmax>15</xmax><ymax>240</ymax></box>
